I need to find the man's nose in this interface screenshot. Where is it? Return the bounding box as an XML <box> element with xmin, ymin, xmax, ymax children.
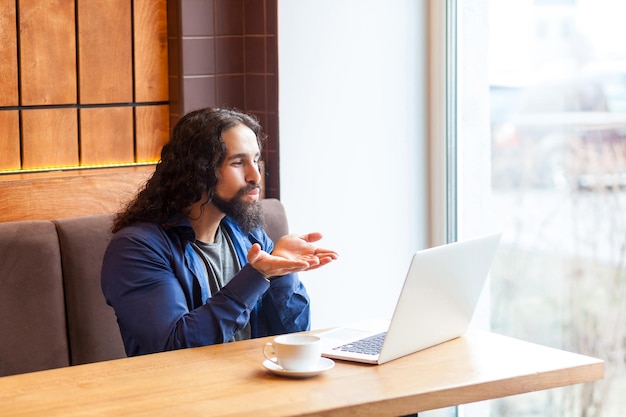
<box><xmin>246</xmin><ymin>163</ymin><xmax>262</xmax><ymax>184</ymax></box>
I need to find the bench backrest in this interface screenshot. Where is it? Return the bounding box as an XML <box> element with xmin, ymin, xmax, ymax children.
<box><xmin>54</xmin><ymin>214</ymin><xmax>126</xmax><ymax>366</ymax></box>
<box><xmin>0</xmin><ymin>220</ymin><xmax>70</xmax><ymax>376</ymax></box>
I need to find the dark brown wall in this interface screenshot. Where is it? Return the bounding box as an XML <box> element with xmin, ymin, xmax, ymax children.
<box><xmin>168</xmin><ymin>0</ymin><xmax>280</xmax><ymax>198</ymax></box>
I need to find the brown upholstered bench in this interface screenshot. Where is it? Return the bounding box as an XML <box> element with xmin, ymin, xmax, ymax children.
<box><xmin>0</xmin><ymin>199</ymin><xmax>289</xmax><ymax>377</ymax></box>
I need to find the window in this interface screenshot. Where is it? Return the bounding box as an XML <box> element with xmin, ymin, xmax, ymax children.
<box><xmin>459</xmin><ymin>0</ymin><xmax>626</xmax><ymax>416</ymax></box>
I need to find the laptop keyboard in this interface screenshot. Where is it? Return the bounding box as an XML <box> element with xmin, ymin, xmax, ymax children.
<box><xmin>333</xmin><ymin>332</ymin><xmax>387</xmax><ymax>355</ymax></box>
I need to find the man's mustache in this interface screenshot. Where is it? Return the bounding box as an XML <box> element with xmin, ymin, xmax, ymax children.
<box><xmin>236</xmin><ymin>183</ymin><xmax>261</xmax><ymax>197</ymax></box>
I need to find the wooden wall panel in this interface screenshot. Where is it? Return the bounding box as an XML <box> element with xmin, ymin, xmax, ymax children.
<box><xmin>19</xmin><ymin>0</ymin><xmax>76</xmax><ymax>105</ymax></box>
<box><xmin>80</xmin><ymin>107</ymin><xmax>134</xmax><ymax>166</ymax></box>
<box><xmin>0</xmin><ymin>0</ymin><xmax>170</xmax><ymax>221</ymax></box>
<box><xmin>134</xmin><ymin>0</ymin><xmax>169</xmax><ymax>102</ymax></box>
<box><xmin>0</xmin><ymin>167</ymin><xmax>153</xmax><ymax>222</ymax></box>
<box><xmin>135</xmin><ymin>105</ymin><xmax>169</xmax><ymax>162</ymax></box>
<box><xmin>0</xmin><ymin>111</ymin><xmax>20</xmax><ymax>170</ymax></box>
<box><xmin>78</xmin><ymin>0</ymin><xmax>132</xmax><ymax>104</ymax></box>
<box><xmin>0</xmin><ymin>1</ymin><xmax>18</xmax><ymax>106</ymax></box>
<box><xmin>21</xmin><ymin>109</ymin><xmax>78</xmax><ymax>169</ymax></box>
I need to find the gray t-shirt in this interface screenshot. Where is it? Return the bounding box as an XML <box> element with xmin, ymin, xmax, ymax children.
<box><xmin>191</xmin><ymin>225</ymin><xmax>252</xmax><ymax>342</ymax></box>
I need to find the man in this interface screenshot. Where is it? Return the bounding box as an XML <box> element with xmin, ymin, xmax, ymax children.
<box><xmin>101</xmin><ymin>107</ymin><xmax>337</xmax><ymax>356</ymax></box>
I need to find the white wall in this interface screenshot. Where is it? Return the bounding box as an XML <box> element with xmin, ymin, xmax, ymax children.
<box><xmin>278</xmin><ymin>0</ymin><xmax>429</xmax><ymax>329</ymax></box>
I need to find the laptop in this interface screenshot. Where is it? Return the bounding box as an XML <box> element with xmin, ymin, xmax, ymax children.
<box><xmin>318</xmin><ymin>233</ymin><xmax>502</xmax><ymax>365</ymax></box>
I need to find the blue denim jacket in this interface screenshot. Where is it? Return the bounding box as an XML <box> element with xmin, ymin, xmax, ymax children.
<box><xmin>101</xmin><ymin>215</ymin><xmax>310</xmax><ymax>356</ymax></box>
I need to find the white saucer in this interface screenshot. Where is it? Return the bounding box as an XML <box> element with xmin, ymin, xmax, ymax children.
<box><xmin>262</xmin><ymin>357</ymin><xmax>335</xmax><ymax>378</ymax></box>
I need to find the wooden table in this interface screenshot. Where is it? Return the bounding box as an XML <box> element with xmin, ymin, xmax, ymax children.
<box><xmin>0</xmin><ymin>331</ymin><xmax>603</xmax><ymax>417</ymax></box>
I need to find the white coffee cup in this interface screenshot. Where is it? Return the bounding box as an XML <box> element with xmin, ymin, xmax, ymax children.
<box><xmin>263</xmin><ymin>334</ymin><xmax>322</xmax><ymax>371</ymax></box>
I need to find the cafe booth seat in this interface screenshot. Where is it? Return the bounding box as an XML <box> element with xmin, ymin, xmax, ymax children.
<box><xmin>0</xmin><ymin>199</ymin><xmax>290</xmax><ymax>377</ymax></box>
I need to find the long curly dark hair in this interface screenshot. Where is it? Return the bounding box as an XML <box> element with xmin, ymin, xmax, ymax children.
<box><xmin>111</xmin><ymin>108</ymin><xmax>266</xmax><ymax>233</ymax></box>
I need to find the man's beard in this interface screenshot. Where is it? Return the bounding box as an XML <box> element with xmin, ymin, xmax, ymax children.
<box><xmin>211</xmin><ymin>184</ymin><xmax>265</xmax><ymax>234</ymax></box>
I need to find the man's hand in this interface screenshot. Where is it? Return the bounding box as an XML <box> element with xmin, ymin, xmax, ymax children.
<box><xmin>247</xmin><ymin>233</ymin><xmax>338</xmax><ymax>279</ymax></box>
